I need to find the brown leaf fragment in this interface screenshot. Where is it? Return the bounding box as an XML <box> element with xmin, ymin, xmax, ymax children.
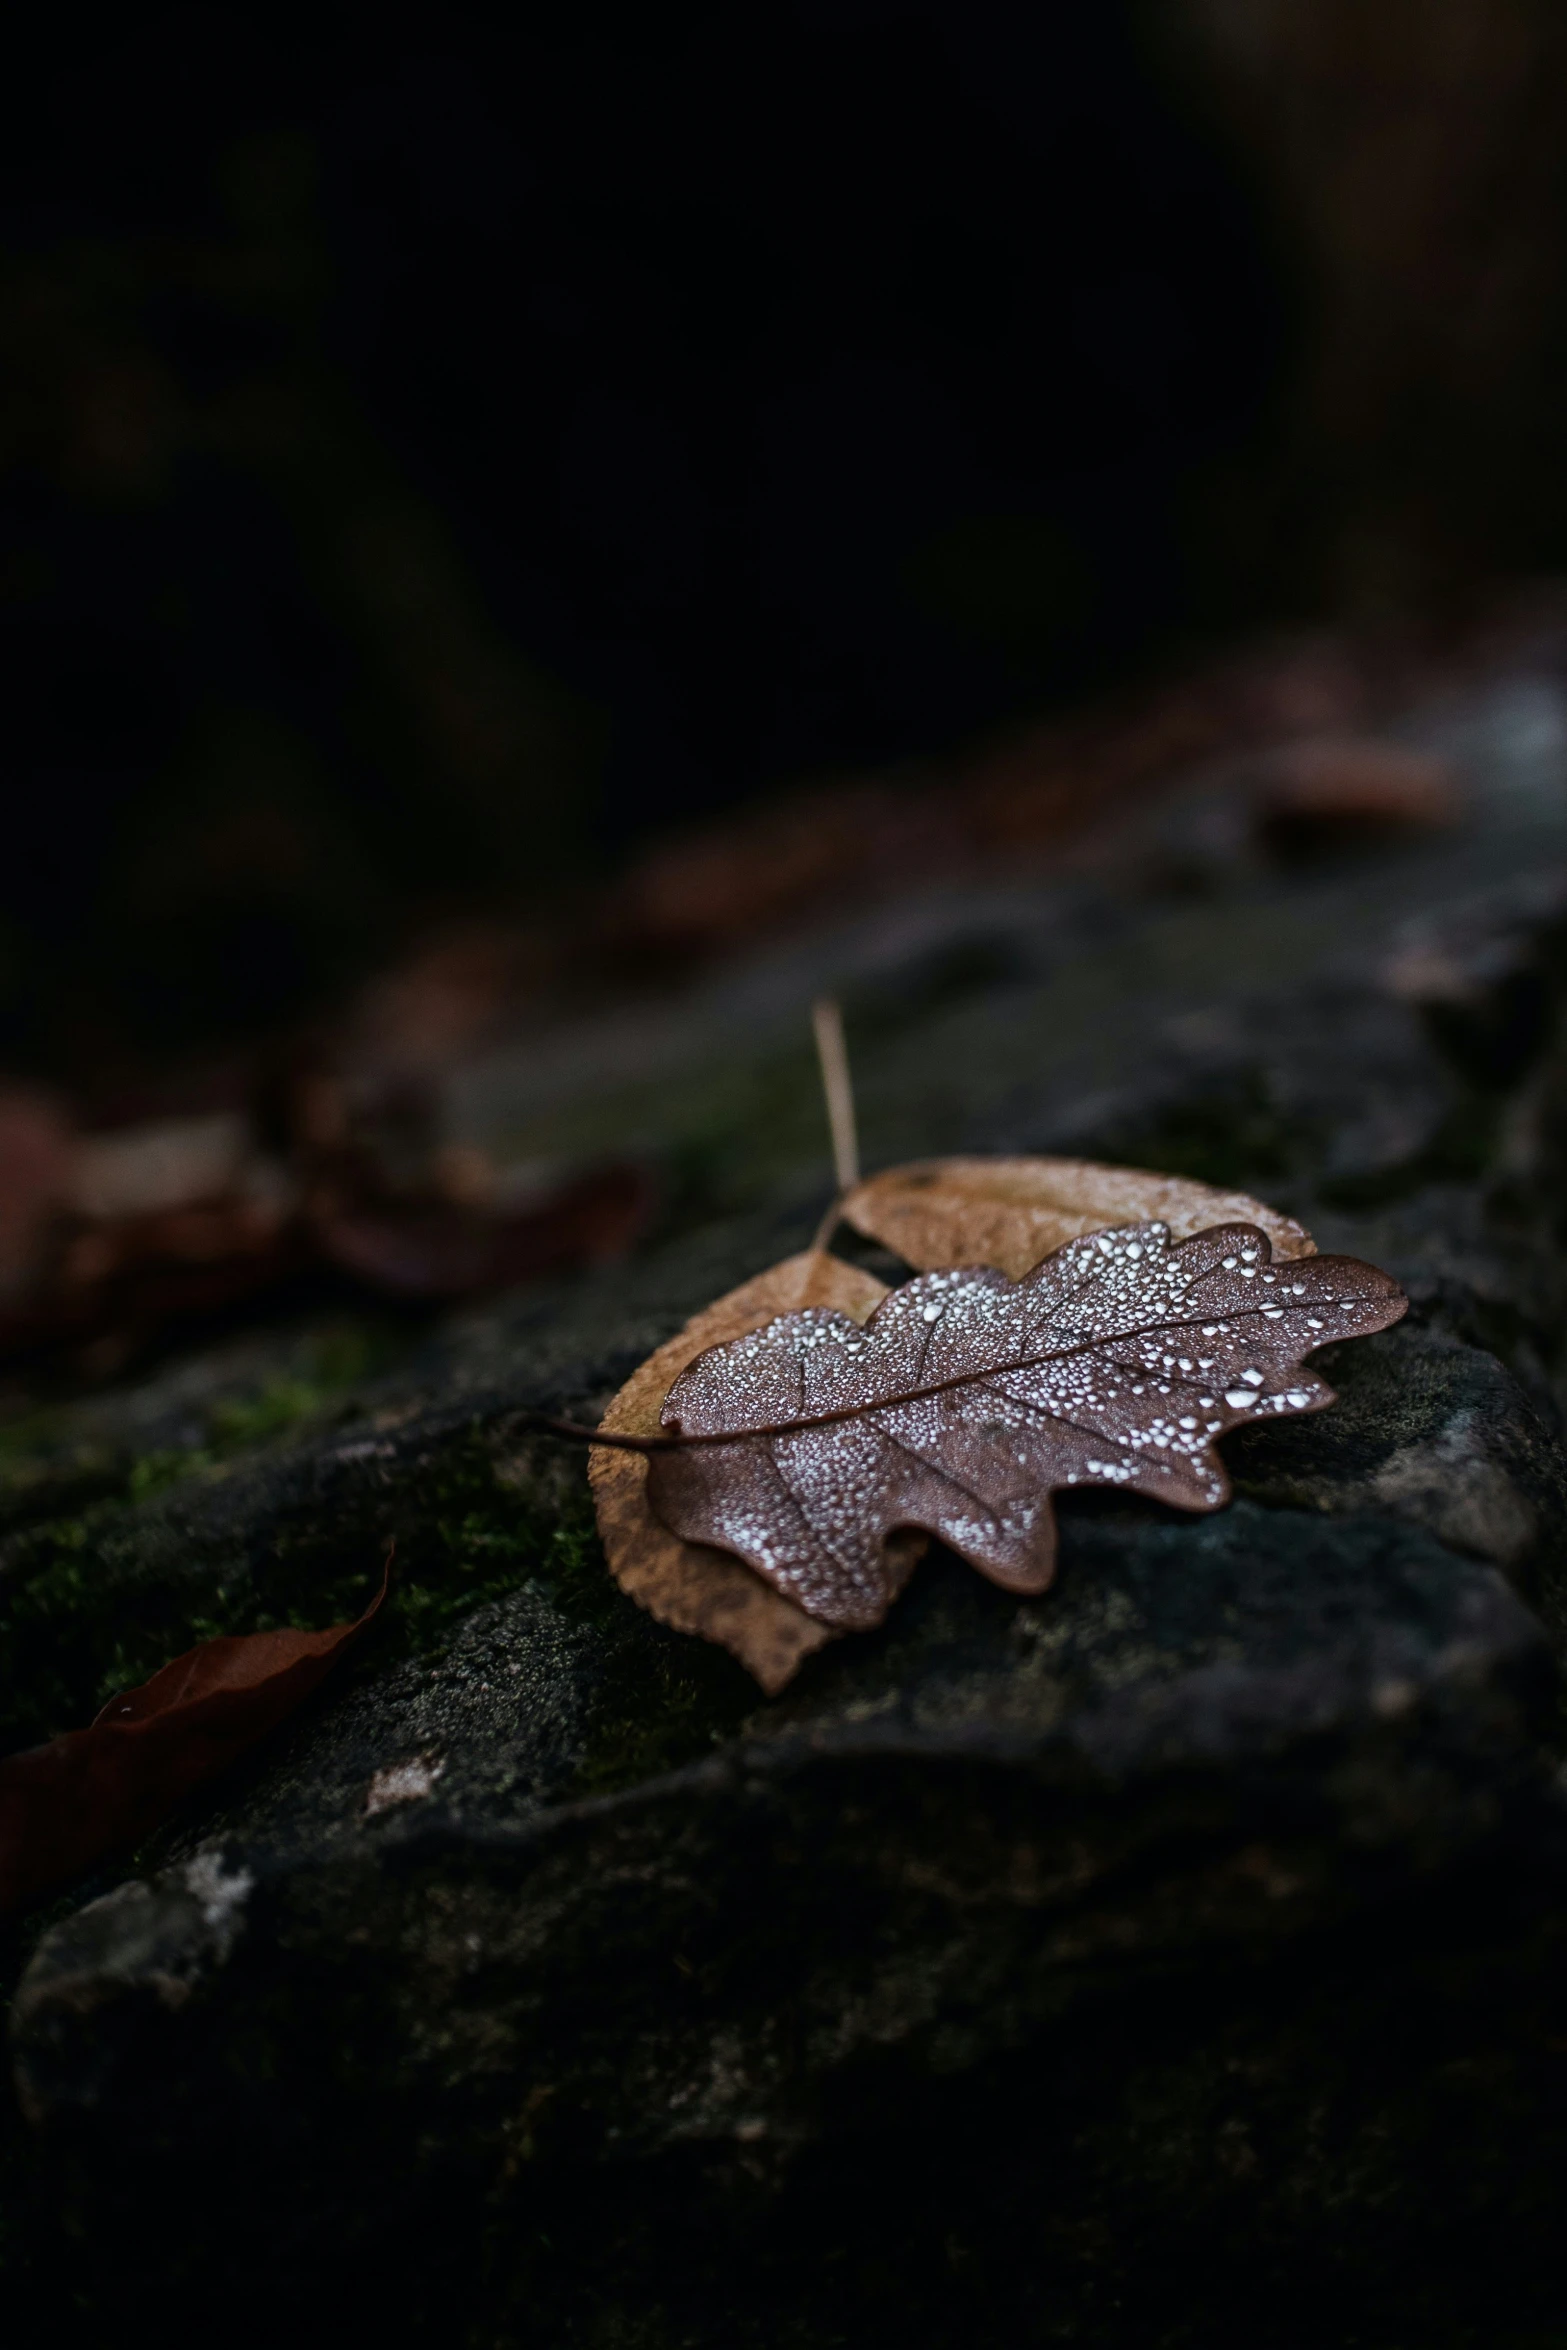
<box><xmin>648</xmin><ymin>1221</ymin><xmax>1404</xmax><ymax>1632</ymax></box>
<box><xmin>840</xmin><ymin>1156</ymin><xmax>1314</xmax><ymax>1281</ymax></box>
<box><xmin>0</xmin><ymin>1566</ymin><xmax>388</xmax><ymax>1919</ymax></box>
<box><xmin>590</xmin><ymin>1250</ymin><xmax>926</xmax><ymax>1692</ymax></box>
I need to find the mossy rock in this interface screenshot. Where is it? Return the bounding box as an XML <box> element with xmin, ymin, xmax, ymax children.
<box><xmin>13</xmin><ymin>701</ymin><xmax>1567</xmax><ymax>2343</ymax></box>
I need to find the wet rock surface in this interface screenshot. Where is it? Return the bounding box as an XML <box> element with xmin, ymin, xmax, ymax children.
<box><xmin>10</xmin><ymin>659</ymin><xmax>1567</xmax><ymax>2344</ymax></box>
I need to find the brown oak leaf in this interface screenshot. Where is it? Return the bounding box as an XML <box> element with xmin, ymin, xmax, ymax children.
<box><xmin>647</xmin><ymin>1219</ymin><xmax>1404</xmax><ymax>1632</ymax></box>
<box><xmin>839</xmin><ymin>1156</ymin><xmax>1314</xmax><ymax>1281</ymax></box>
<box><xmin>590</xmin><ymin>1250</ymin><xmax>925</xmax><ymax>1692</ymax></box>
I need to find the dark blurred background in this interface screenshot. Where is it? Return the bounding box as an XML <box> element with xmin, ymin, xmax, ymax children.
<box><xmin>3</xmin><ymin>0</ymin><xmax>1566</xmax><ymax>1080</ymax></box>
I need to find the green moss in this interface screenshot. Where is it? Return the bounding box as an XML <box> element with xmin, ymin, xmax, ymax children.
<box><xmin>128</xmin><ymin>1447</ymin><xmax>215</xmax><ymax>1502</ymax></box>
<box><xmin>0</xmin><ymin>1426</ymin><xmax>128</xmax><ymax>1536</ymax></box>
<box><xmin>567</xmin><ymin>1630</ymin><xmax>754</xmax><ymax>1797</ymax></box>
<box><xmin>0</xmin><ymin>1408</ymin><xmax>614</xmax><ymax>1745</ymax></box>
<box><xmin>391</xmin><ymin>1454</ymin><xmax>607</xmax><ymax>1657</ymax></box>
<box><xmin>278</xmin><ymin>1417</ymin><xmax>757</xmax><ymax>1794</ymax></box>
<box><xmin>0</xmin><ymin>1325</ymin><xmax>425</xmax><ymax>1745</ymax></box>
<box><xmin>0</xmin><ymin>1511</ymin><xmax>226</xmax><ymax>1749</ymax></box>
<box><xmin>209</xmin><ymin>1329</ymin><xmax>379</xmax><ymax>1449</ymax></box>
<box><xmin>0</xmin><ymin>1322</ymin><xmax>387</xmax><ymax>1549</ymax></box>
<box><xmin>0</xmin><ymin>1356</ymin><xmax>755</xmax><ymax>1807</ymax></box>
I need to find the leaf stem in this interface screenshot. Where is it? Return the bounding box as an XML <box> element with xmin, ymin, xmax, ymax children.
<box><xmin>808</xmin><ymin>1192</ymin><xmax>845</xmax><ymax>1253</ymax></box>
<box><xmin>812</xmin><ymin>996</ymin><xmax>860</xmax><ymax>1191</ymax></box>
<box><xmin>518</xmin><ymin>1411</ymin><xmax>678</xmax><ymax>1453</ymax></box>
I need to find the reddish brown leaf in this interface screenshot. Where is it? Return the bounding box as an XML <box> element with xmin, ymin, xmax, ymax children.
<box><xmin>838</xmin><ymin>1156</ymin><xmax>1314</xmax><ymax>1282</ymax></box>
<box><xmin>0</xmin><ymin>1566</ymin><xmax>388</xmax><ymax>1918</ymax></box>
<box><xmin>590</xmin><ymin>1249</ymin><xmax>925</xmax><ymax>1692</ymax></box>
<box><xmin>648</xmin><ymin>1221</ymin><xmax>1404</xmax><ymax>1632</ymax></box>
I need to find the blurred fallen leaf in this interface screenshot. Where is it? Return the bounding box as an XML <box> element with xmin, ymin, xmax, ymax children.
<box><xmin>590</xmin><ymin>1249</ymin><xmax>925</xmax><ymax>1692</ymax></box>
<box><xmin>1254</xmin><ymin>737</ymin><xmax>1459</xmax><ymax>855</ymax></box>
<box><xmin>0</xmin><ymin>1072</ymin><xmax>651</xmax><ymax>1366</ymax></box>
<box><xmin>0</xmin><ymin>1204</ymin><xmax>306</xmax><ymax>1370</ymax></box>
<box><xmin>69</xmin><ymin>1112</ymin><xmax>252</xmax><ymax>1222</ymax></box>
<box><xmin>839</xmin><ymin>1156</ymin><xmax>1314</xmax><ymax>1281</ymax></box>
<box><xmin>0</xmin><ymin>1561</ymin><xmax>389</xmax><ymax>1917</ymax></box>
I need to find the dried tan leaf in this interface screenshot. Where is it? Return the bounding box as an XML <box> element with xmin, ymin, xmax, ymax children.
<box><xmin>839</xmin><ymin>1155</ymin><xmax>1314</xmax><ymax>1281</ymax></box>
<box><xmin>590</xmin><ymin>1249</ymin><xmax>925</xmax><ymax>1692</ymax></box>
<box><xmin>649</xmin><ymin>1220</ymin><xmax>1403</xmax><ymax>1631</ymax></box>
